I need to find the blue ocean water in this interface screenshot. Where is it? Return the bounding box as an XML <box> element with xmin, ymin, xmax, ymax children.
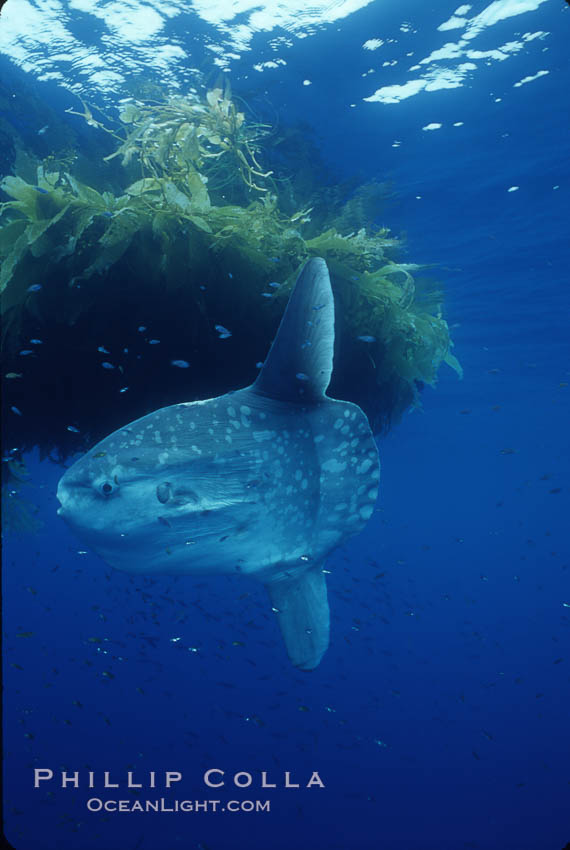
<box><xmin>1</xmin><ymin>1</ymin><xmax>569</xmax><ymax>849</ymax></box>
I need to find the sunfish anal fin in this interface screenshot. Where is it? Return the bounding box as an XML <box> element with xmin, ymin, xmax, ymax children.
<box><xmin>266</xmin><ymin>566</ymin><xmax>330</xmax><ymax>671</ymax></box>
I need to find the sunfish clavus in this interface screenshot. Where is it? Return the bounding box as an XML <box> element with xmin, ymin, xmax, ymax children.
<box><xmin>57</xmin><ymin>257</ymin><xmax>380</xmax><ymax>669</ymax></box>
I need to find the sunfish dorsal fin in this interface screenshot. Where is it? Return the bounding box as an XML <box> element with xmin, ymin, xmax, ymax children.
<box><xmin>266</xmin><ymin>566</ymin><xmax>330</xmax><ymax>670</ymax></box>
<box><xmin>253</xmin><ymin>257</ymin><xmax>334</xmax><ymax>404</ymax></box>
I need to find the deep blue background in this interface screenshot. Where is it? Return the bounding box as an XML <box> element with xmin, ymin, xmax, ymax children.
<box><xmin>2</xmin><ymin>1</ymin><xmax>569</xmax><ymax>848</ymax></box>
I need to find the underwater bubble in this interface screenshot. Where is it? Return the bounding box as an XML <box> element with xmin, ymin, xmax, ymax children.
<box><xmin>171</xmin><ymin>360</ymin><xmax>190</xmax><ymax>368</ymax></box>
<box><xmin>27</xmin><ymin>285</ymin><xmax>42</xmax><ymax>292</ymax></box>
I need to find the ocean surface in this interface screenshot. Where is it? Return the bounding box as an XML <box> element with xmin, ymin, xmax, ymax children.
<box><xmin>1</xmin><ymin>1</ymin><xmax>569</xmax><ymax>849</ymax></box>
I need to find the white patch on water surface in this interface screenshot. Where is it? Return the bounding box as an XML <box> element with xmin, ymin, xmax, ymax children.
<box><xmin>363</xmin><ymin>0</ymin><xmax>550</xmax><ymax>105</ymax></box>
<box><xmin>0</xmin><ymin>0</ymin><xmax>378</xmax><ymax>90</ymax></box>
<box><xmin>363</xmin><ymin>38</ymin><xmax>384</xmax><ymax>50</ymax></box>
<box><xmin>513</xmin><ymin>69</ymin><xmax>549</xmax><ymax>87</ymax></box>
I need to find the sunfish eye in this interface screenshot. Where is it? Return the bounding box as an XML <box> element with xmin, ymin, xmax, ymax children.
<box><xmin>156</xmin><ymin>482</ymin><xmax>172</xmax><ymax>504</ymax></box>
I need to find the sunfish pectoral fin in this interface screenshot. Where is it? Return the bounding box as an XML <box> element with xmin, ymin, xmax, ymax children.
<box><xmin>266</xmin><ymin>565</ymin><xmax>330</xmax><ymax>671</ymax></box>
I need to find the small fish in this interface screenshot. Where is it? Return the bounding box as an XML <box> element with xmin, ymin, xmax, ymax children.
<box><xmin>27</xmin><ymin>284</ymin><xmax>42</xmax><ymax>292</ymax></box>
<box><xmin>98</xmin><ymin>346</ymin><xmax>110</xmax><ymax>354</ymax></box>
<box><xmin>296</xmin><ymin>373</ymin><xmax>309</xmax><ymax>381</ymax></box>
<box><xmin>67</xmin><ymin>425</ymin><xmax>80</xmax><ymax>433</ymax></box>
<box><xmin>5</xmin><ymin>373</ymin><xmax>23</xmax><ymax>379</ymax></box>
<box><xmin>33</xmin><ymin>186</ymin><xmax>49</xmax><ymax>194</ymax></box>
<box><xmin>138</xmin><ymin>326</ymin><xmax>147</xmax><ymax>332</ymax></box>
<box><xmin>29</xmin><ymin>339</ymin><xmax>43</xmax><ymax>345</ymax></box>
<box><xmin>101</xmin><ymin>362</ymin><xmax>114</xmax><ymax>370</ymax></box>
<box><xmin>269</xmin><ymin>282</ymin><xmax>281</xmax><ymax>288</ymax></box>
<box><xmin>171</xmin><ymin>360</ymin><xmax>190</xmax><ymax>368</ymax></box>
<box><xmin>11</xmin><ymin>406</ymin><xmax>22</xmax><ymax>416</ymax></box>
<box><xmin>228</xmin><ymin>272</ymin><xmax>233</xmax><ymax>279</ymax></box>
<box><xmin>199</xmin><ymin>285</ymin><xmax>207</xmax><ymax>291</ymax></box>
<box><xmin>119</xmin><ymin>387</ymin><xmax>129</xmax><ymax>393</ymax></box>
<box><xmin>38</xmin><ymin>125</ymin><xmax>49</xmax><ymax>135</ymax></box>
<box><xmin>16</xmin><ymin>632</ymin><xmax>34</xmax><ymax>638</ymax></box>
<box><xmin>101</xmin><ymin>211</ymin><xmax>113</xmax><ymax>218</ymax></box>
<box><xmin>19</xmin><ymin>350</ymin><xmax>34</xmax><ymax>356</ymax></box>
<box><xmin>357</xmin><ymin>335</ymin><xmax>376</xmax><ymax>343</ymax></box>
<box><xmin>215</xmin><ymin>324</ymin><xmax>232</xmax><ymax>339</ymax></box>
<box><xmin>255</xmin><ymin>361</ymin><xmax>264</xmax><ymax>369</ymax></box>
<box><xmin>93</xmin><ymin>451</ymin><xmax>107</xmax><ymax>458</ymax></box>
<box><xmin>261</xmin><ymin>293</ymin><xmax>273</xmax><ymax>298</ymax></box>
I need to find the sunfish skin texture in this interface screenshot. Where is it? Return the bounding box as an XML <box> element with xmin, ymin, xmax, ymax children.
<box><xmin>57</xmin><ymin>258</ymin><xmax>380</xmax><ymax>669</ymax></box>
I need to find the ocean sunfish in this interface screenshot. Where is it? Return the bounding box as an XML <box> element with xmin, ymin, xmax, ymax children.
<box><xmin>57</xmin><ymin>257</ymin><xmax>380</xmax><ymax>670</ymax></box>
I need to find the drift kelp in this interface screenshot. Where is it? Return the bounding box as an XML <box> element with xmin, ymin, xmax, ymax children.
<box><xmin>0</xmin><ymin>83</ymin><xmax>460</xmax><ymax>463</ymax></box>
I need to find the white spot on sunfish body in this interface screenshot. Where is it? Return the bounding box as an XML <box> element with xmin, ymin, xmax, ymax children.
<box><xmin>357</xmin><ymin>458</ymin><xmax>373</xmax><ymax>475</ymax></box>
<box><xmin>359</xmin><ymin>505</ymin><xmax>374</xmax><ymax>520</ymax></box>
<box><xmin>322</xmin><ymin>458</ymin><xmax>347</xmax><ymax>474</ymax></box>
<box><xmin>154</xmin><ymin>431</ymin><xmax>162</xmax><ymax>444</ymax></box>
